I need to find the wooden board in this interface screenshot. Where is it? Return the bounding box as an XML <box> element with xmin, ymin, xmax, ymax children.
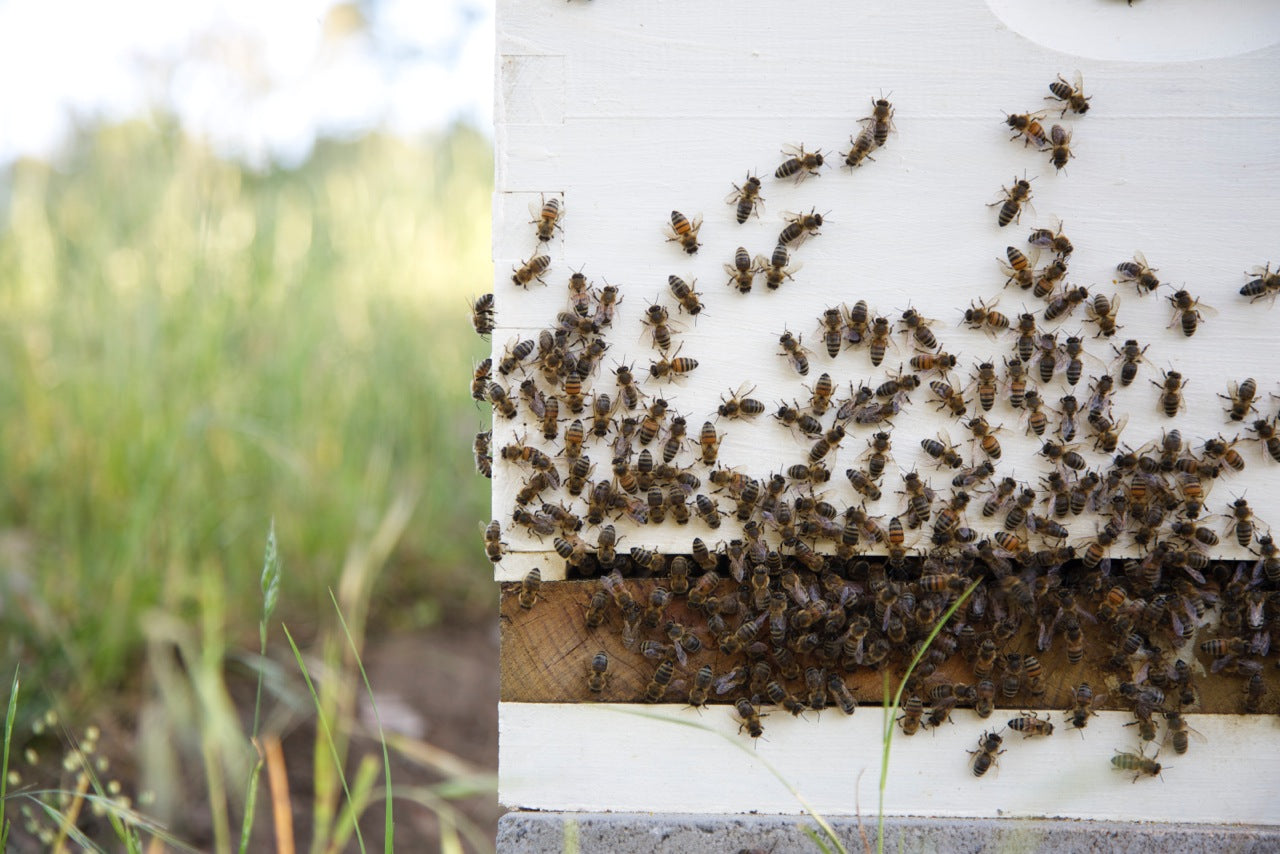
<box><xmin>500</xmin><ymin>702</ymin><xmax>1280</xmax><ymax>822</ymax></box>
<box><xmin>488</xmin><ymin>0</ymin><xmax>1280</xmax><ymax>580</ymax></box>
<box><xmin>489</xmin><ymin>0</ymin><xmax>1280</xmax><ymax>824</ymax></box>
<box><xmin>499</xmin><ymin>581</ymin><xmax>1268</xmax><ymax>713</ymax></box>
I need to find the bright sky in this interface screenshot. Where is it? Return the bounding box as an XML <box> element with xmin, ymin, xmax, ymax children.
<box><xmin>0</xmin><ymin>0</ymin><xmax>494</xmax><ymax>167</ymax></box>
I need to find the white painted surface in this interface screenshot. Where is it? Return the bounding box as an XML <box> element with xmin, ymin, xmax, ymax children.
<box><xmin>491</xmin><ymin>0</ymin><xmax>1280</xmax><ymax>580</ymax></box>
<box><xmin>986</xmin><ymin>0</ymin><xmax>1280</xmax><ymax>62</ymax></box>
<box><xmin>500</xmin><ymin>702</ymin><xmax>1280</xmax><ymax>823</ymax></box>
<box><xmin>492</xmin><ymin>0</ymin><xmax>1280</xmax><ymax>823</ymax></box>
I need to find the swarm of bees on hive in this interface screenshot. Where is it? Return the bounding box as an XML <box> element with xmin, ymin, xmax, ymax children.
<box><xmin>477</xmin><ymin>75</ymin><xmax>1280</xmax><ymax>781</ymax></box>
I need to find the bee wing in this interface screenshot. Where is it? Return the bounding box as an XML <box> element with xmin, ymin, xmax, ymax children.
<box><xmin>781</xmin><ymin>142</ymin><xmax>805</xmax><ymax>157</ymax></box>
<box><xmin>1194</xmin><ymin>298</ymin><xmax>1219</xmax><ymax>319</ymax></box>
<box><xmin>724</xmin><ymin>185</ymin><xmax>745</xmax><ymax>205</ymax></box>
<box><xmin>1072</xmin><ymin>70</ymin><xmax>1085</xmax><ymax>93</ymax></box>
<box><xmin>1132</xmin><ymin>250</ymin><xmax>1149</xmax><ymax>269</ymax></box>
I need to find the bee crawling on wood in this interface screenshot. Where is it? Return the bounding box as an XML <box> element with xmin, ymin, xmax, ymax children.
<box><xmin>775</xmin><ymin>143</ymin><xmax>826</xmax><ymax>183</ymax></box>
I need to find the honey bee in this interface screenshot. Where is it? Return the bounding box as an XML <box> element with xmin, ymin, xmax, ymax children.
<box><xmin>668</xmin><ymin>274</ymin><xmax>703</xmax><ymax>317</ymax></box>
<box><xmin>806</xmin><ymin>372</ymin><xmax>835</xmax><ymax>416</ymax></box>
<box><xmin>1249</xmin><ymin>417</ymin><xmax>1280</xmax><ymax>463</ymax></box>
<box><xmin>842</xmin><ymin>126</ymin><xmax>879</xmax><ymax>170</ymax></box>
<box><xmin>1112</xmin><ymin>338</ymin><xmax>1148</xmax><ymax>387</ymax></box>
<box><xmin>974</xmin><ymin>678</ymin><xmax>997</xmax><ymax>719</ymax></box>
<box><xmin>725</xmin><ymin>246</ymin><xmax>757</xmax><ymax>294</ymax></box>
<box><xmin>1085</xmin><ymin>292</ymin><xmax>1121</xmax><ymax>337</ymax></box>
<box><xmin>694</xmin><ymin>493</ymin><xmax>723</xmax><ymax>529</ymax></box>
<box><xmin>1042</xmin><ymin>123</ymin><xmax>1074</xmax><ymax>172</ymax></box>
<box><xmin>642</xmin><ymin>302</ymin><xmax>675</xmax><ymax>352</ymax></box>
<box><xmin>1001</xmin><ymin>246</ymin><xmax>1036</xmax><ymax>290</ymax></box>
<box><xmin>1043</xmin><ymin>285</ymin><xmax>1088</xmax><ymax>324</ymax></box>
<box><xmin>665</xmin><ymin>210</ymin><xmax>703</xmax><ymax>255</ymax></box>
<box><xmin>1046</xmin><ymin>71</ymin><xmax>1090</xmax><ymax>116</ymax></box>
<box><xmin>926</xmin><ymin>381</ymin><xmax>962</xmax><ymax>419</ymax></box>
<box><xmin>828</xmin><ymin>673</ymin><xmax>857</xmax><ymax>716</ymax></box>
<box><xmin>638</xmin><ymin>398</ymin><xmax>668</xmax><ymax>447</ymax></box>
<box><xmin>1163</xmin><ymin>712</ymin><xmax>1204</xmax><ymax>755</ymax></box>
<box><xmin>1167</xmin><ymin>288</ymin><xmax>1212</xmax><ymax>337</ymax></box>
<box><xmin>809</xmin><ymin>424</ymin><xmax>845</xmax><ymax>462</ymax></box>
<box><xmin>862</xmin><ymin>94</ymin><xmax>895</xmax><ymax>145</ymax></box>
<box><xmin>1028</xmin><ymin>220</ymin><xmax>1073</xmax><ymax>257</ymax></box>
<box><xmin>843</xmin><ymin>299</ymin><xmax>871</xmax><ymax>346</ymax></box>
<box><xmin>980</xmin><ymin>476</ymin><xmax>1018</xmax><ymax>518</ymax></box>
<box><xmin>517</xmin><ymin>567</ymin><xmax>541</xmax><ymax>609</ymax></box>
<box><xmin>512</xmin><ymin>254</ymin><xmax>551</xmax><ymax>288</ymax></box>
<box><xmin>561</xmin><ymin>370</ymin><xmax>586</xmax><ymax>415</ymax></box>
<box><xmin>735</xmin><ymin>698</ymin><xmax>765</xmax><ymax>738</ymax></box>
<box><xmin>688</xmin><ymin>664</ymin><xmax>713</xmax><ymax>709</ymax></box>
<box><xmin>1005</xmin><ymin>486</ymin><xmax>1036</xmax><ymax>531</ymax></box>
<box><xmin>963</xmin><ymin>361</ymin><xmax>997</xmax><ymax>412</ymax></box>
<box><xmin>1220</xmin><ymin>378</ymin><xmax>1258</xmax><ymax>422</ymax></box>
<box><xmin>868</xmin><ymin>316</ymin><xmax>895</xmax><ymax>368</ymax></box>
<box><xmin>1115</xmin><ymin>252</ymin><xmax>1160</xmax><ymax>294</ymax></box>
<box><xmin>530</xmin><ymin>194</ymin><xmax>563</xmax><ymax>243</ymax></box>
<box><xmin>901</xmin><ymin>308</ymin><xmax>940</xmax><ymax>351</ymax></box>
<box><xmin>898</xmin><ymin>694</ymin><xmax>924</xmax><ymax>735</ymax></box>
<box><xmin>644</xmin><ymin>658</ymin><xmax>676</xmax><ymax>702</ymax></box>
<box><xmin>471</xmin><ymin>358</ymin><xmax>495</xmax><ymax>403</ymax></box>
<box><xmin>967</xmin><ymin>416</ymin><xmax>1003</xmax><ymax>460</ymax></box>
<box><xmin>757</xmin><ymin>243</ymin><xmax>801</xmax><ymax>290</ymax></box>
<box><xmin>1239</xmin><ymin>262</ymin><xmax>1280</xmax><ymax>303</ymax></box>
<box><xmin>717</xmin><ymin>384</ymin><xmax>765</xmax><ymax>421</ymax></box>
<box><xmin>586</xmin><ymin>651</ymin><xmax>610</xmax><ymax>693</ymax></box>
<box><xmin>1063</xmin><ymin>616</ymin><xmax>1086</xmax><ymax>665</ymax></box>
<box><xmin>726</xmin><ymin>173</ymin><xmax>764</xmax><ymax>224</ymax></box>
<box><xmin>776</xmin><ymin>143</ymin><xmax>826</xmax><ymax>182</ymax></box>
<box><xmin>1225</xmin><ymin>495</ymin><xmax>1257</xmax><ymax>547</ymax></box>
<box><xmin>817</xmin><ymin>306</ymin><xmax>845</xmax><ymax>358</ymax></box>
<box><xmin>862</xmin><ymin>431</ymin><xmax>894</xmax><ymax>479</ymax></box>
<box><xmin>593</xmin><ymin>282</ymin><xmax>620</xmax><ymax>327</ymax></box>
<box><xmin>473</xmin><ymin>430</ymin><xmax>492</xmax><ymax>478</ymax></box>
<box><xmin>921</xmin><ymin>431</ymin><xmax>965</xmax><ymax>469</ymax></box>
<box><xmin>487</xmin><ymin>382</ymin><xmax>518</xmax><ymax>419</ymax></box>
<box><xmin>699</xmin><ymin>420</ymin><xmax>722</xmax><ymax>466</ymax></box>
<box><xmin>471</xmin><ymin>292</ymin><xmax>495</xmax><ymax>336</ymax></box>
<box><xmin>649</xmin><ymin>347</ymin><xmax>699</xmax><ymax>381</ymax></box>
<box><xmin>1013</xmin><ymin>312</ymin><xmax>1039</xmax><ymax>362</ymax></box>
<box><xmin>846</xmin><ymin>469</ymin><xmax>883</xmax><ymax>501</ymax></box>
<box><xmin>909</xmin><ymin>351</ymin><xmax>957</xmax><ymax>376</ymax></box>
<box><xmin>778</xmin><ymin>330</ymin><xmax>811</xmax><ymax>376</ymax></box>
<box><xmin>969</xmin><ymin>731</ymin><xmax>1006</xmax><ymax>777</ymax></box>
<box><xmin>965</xmin><ymin>297</ymin><xmax>1011</xmax><ymax>335</ymax></box>
<box><xmin>990</xmin><ymin>176</ymin><xmax>1033</xmax><ymax>228</ymax></box>
<box><xmin>1004</xmin><ymin>110</ymin><xmax>1048</xmax><ymax>147</ymax></box>
<box><xmin>1111</xmin><ymin>748</ymin><xmax>1163</xmax><ymax>782</ymax></box>
<box><xmin>1152</xmin><ymin>369</ymin><xmax>1186</xmax><ymax>418</ymax></box>
<box><xmin>778</xmin><ymin>208</ymin><xmax>825</xmax><ymax>247</ymax></box>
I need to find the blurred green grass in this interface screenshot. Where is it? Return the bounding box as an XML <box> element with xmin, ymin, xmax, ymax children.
<box><xmin>0</xmin><ymin>118</ymin><xmax>494</xmax><ymax>704</ymax></box>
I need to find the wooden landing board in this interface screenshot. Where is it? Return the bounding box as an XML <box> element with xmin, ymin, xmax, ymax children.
<box><xmin>499</xmin><ymin>582</ymin><xmax>1266</xmax><ymax>713</ymax></box>
<box><xmin>499</xmin><ymin>702</ymin><xmax>1280</xmax><ymax>823</ymax></box>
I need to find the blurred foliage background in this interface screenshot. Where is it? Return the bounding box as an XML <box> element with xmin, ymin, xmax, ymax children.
<box><xmin>0</xmin><ymin>116</ymin><xmax>494</xmax><ymax>707</ymax></box>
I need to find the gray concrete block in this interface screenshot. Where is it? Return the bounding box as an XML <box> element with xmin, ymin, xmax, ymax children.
<box><xmin>498</xmin><ymin>811</ymin><xmax>1280</xmax><ymax>853</ymax></box>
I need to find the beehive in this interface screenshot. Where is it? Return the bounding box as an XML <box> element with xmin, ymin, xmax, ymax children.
<box><xmin>485</xmin><ymin>0</ymin><xmax>1280</xmax><ymax>823</ymax></box>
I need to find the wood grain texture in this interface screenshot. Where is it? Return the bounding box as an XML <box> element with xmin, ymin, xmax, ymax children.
<box><xmin>500</xmin><ymin>580</ymin><xmax>1264</xmax><ymax>713</ymax></box>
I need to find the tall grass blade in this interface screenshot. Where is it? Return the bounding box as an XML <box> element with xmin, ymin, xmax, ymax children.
<box><xmin>282</xmin><ymin>625</ymin><xmax>367</xmax><ymax>854</ymax></box>
<box><xmin>330</xmin><ymin>589</ymin><xmax>395</xmax><ymax>853</ymax></box>
<box><xmin>0</xmin><ymin>666</ymin><xmax>18</xmax><ymax>850</ymax></box>
<box><xmin>242</xmin><ymin>520</ymin><xmax>282</xmax><ymax>854</ymax></box>
<box><xmin>876</xmin><ymin>577</ymin><xmax>981</xmax><ymax>854</ymax></box>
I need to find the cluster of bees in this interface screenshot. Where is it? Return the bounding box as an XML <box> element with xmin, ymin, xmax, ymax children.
<box><xmin>479</xmin><ymin>75</ymin><xmax>1280</xmax><ymax>782</ymax></box>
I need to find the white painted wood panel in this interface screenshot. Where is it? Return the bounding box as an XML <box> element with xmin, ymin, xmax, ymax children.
<box><xmin>500</xmin><ymin>702</ymin><xmax>1280</xmax><ymax>823</ymax></box>
<box><xmin>492</xmin><ymin>0</ymin><xmax>1280</xmax><ymax>824</ymax></box>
